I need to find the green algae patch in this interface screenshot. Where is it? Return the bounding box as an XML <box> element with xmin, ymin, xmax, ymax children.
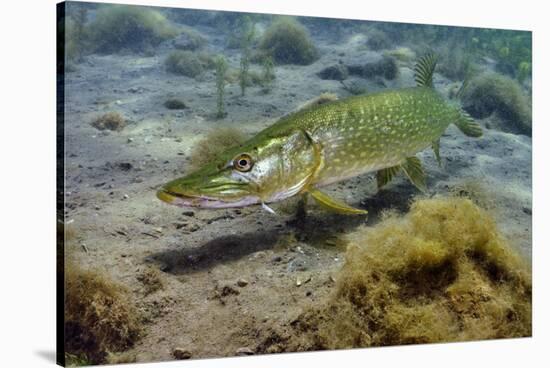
<box><xmin>88</xmin><ymin>5</ymin><xmax>178</xmax><ymax>54</ymax></box>
<box><xmin>462</xmin><ymin>73</ymin><xmax>532</xmax><ymax>135</ymax></box>
<box><xmin>258</xmin><ymin>17</ymin><xmax>318</xmax><ymax>65</ymax></box>
<box><xmin>262</xmin><ymin>197</ymin><xmax>531</xmax><ymax>352</ymax></box>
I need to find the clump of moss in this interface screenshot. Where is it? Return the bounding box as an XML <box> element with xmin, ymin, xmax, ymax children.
<box><xmin>188</xmin><ymin>128</ymin><xmax>248</xmax><ymax>170</ymax></box>
<box><xmin>91</xmin><ymin>112</ymin><xmax>126</xmax><ymax>131</ymax></box>
<box><xmin>258</xmin><ymin>17</ymin><xmax>318</xmax><ymax>65</ymax></box>
<box><xmin>362</xmin><ymin>56</ymin><xmax>399</xmax><ymax>80</ymax></box>
<box><xmin>88</xmin><ymin>4</ymin><xmax>178</xmax><ymax>54</ymax></box>
<box><xmin>448</xmin><ymin>179</ymin><xmax>496</xmax><ymax>210</ymax></box>
<box><xmin>65</xmin><ymin>261</ymin><xmax>142</xmax><ymax>364</ymax></box>
<box><xmin>461</xmin><ymin>73</ymin><xmax>532</xmax><ymax>135</ymax></box>
<box><xmin>165</xmin><ymin>50</ymin><xmax>204</xmax><ymax>77</ymax></box>
<box><xmin>163</xmin><ymin>98</ymin><xmax>187</xmax><ymax>110</ymax></box>
<box><xmin>366</xmin><ymin>29</ymin><xmax>391</xmax><ymax>50</ymax></box>
<box><xmin>172</xmin><ymin>25</ymin><xmax>206</xmax><ymax>51</ymax></box>
<box><xmin>383</xmin><ymin>47</ymin><xmax>416</xmax><ymax>63</ymax></box>
<box><xmin>137</xmin><ymin>267</ymin><xmax>165</xmax><ymax>295</ymax></box>
<box><xmin>264</xmin><ymin>197</ymin><xmax>531</xmax><ymax>352</ymax></box>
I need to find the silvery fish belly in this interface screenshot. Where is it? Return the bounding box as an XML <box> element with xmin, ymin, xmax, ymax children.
<box><xmin>158</xmin><ymin>54</ymin><xmax>483</xmax><ymax>215</ymax></box>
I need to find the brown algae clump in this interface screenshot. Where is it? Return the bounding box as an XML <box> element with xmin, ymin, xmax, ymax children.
<box><xmin>277</xmin><ymin>197</ymin><xmax>531</xmax><ymax>351</ymax></box>
<box><xmin>188</xmin><ymin>127</ymin><xmax>248</xmax><ymax>170</ymax></box>
<box><xmin>91</xmin><ymin>112</ymin><xmax>126</xmax><ymax>131</ymax></box>
<box><xmin>65</xmin><ymin>261</ymin><xmax>142</xmax><ymax>364</ymax></box>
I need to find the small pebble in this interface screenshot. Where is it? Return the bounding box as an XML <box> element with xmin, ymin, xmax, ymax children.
<box><xmin>236</xmin><ymin>279</ymin><xmax>248</xmax><ymax>287</ymax></box>
<box><xmin>172</xmin><ymin>348</ymin><xmax>191</xmax><ymax>360</ymax></box>
<box><xmin>236</xmin><ymin>347</ymin><xmax>254</xmax><ymax>356</ymax></box>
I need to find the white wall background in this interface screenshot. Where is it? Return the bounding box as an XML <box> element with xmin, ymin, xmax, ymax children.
<box><xmin>0</xmin><ymin>0</ymin><xmax>547</xmax><ymax>367</ymax></box>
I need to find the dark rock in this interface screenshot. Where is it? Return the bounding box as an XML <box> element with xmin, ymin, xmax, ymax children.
<box><xmin>172</xmin><ymin>348</ymin><xmax>191</xmax><ymax>360</ymax></box>
<box><xmin>164</xmin><ymin>99</ymin><xmax>187</xmax><ymax>110</ymax></box>
<box><xmin>317</xmin><ymin>64</ymin><xmax>348</xmax><ymax>81</ymax></box>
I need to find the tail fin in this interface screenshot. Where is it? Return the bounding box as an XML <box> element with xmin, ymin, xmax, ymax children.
<box><xmin>414</xmin><ymin>53</ymin><xmax>438</xmax><ymax>88</ymax></box>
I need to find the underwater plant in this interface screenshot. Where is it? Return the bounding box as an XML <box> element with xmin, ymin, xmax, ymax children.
<box><xmin>258</xmin><ymin>197</ymin><xmax>531</xmax><ymax>352</ymax></box>
<box><xmin>88</xmin><ymin>4</ymin><xmax>178</xmax><ymax>54</ymax></box>
<box><xmin>238</xmin><ymin>16</ymin><xmax>255</xmax><ymax>96</ymax></box>
<box><xmin>461</xmin><ymin>72</ymin><xmax>532</xmax><ymax>135</ymax></box>
<box><xmin>258</xmin><ymin>17</ymin><xmax>318</xmax><ymax>65</ymax></box>
<box><xmin>188</xmin><ymin>127</ymin><xmax>248</xmax><ymax>170</ymax></box>
<box><xmin>91</xmin><ymin>112</ymin><xmax>126</xmax><ymax>131</ymax></box>
<box><xmin>165</xmin><ymin>50</ymin><xmax>204</xmax><ymax>78</ymax></box>
<box><xmin>366</xmin><ymin>28</ymin><xmax>391</xmax><ymax>50</ymax></box>
<box><xmin>437</xmin><ymin>44</ymin><xmax>478</xmax><ymax>82</ymax></box>
<box><xmin>260</xmin><ymin>56</ymin><xmax>276</xmax><ymax>93</ymax></box>
<box><xmin>214</xmin><ymin>56</ymin><xmax>228</xmax><ymax>119</ymax></box>
<box><xmin>172</xmin><ymin>25</ymin><xmax>206</xmax><ymax>51</ymax></box>
<box><xmin>65</xmin><ymin>261</ymin><xmax>142</xmax><ymax>364</ymax></box>
<box><xmin>64</xmin><ymin>3</ymin><xmax>89</xmax><ymax>64</ymax></box>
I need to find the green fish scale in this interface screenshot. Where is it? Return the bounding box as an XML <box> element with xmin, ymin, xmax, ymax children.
<box><xmin>259</xmin><ymin>87</ymin><xmax>460</xmax><ymax>186</ymax></box>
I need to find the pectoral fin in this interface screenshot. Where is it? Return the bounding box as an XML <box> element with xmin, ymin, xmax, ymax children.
<box><xmin>402</xmin><ymin>156</ymin><xmax>427</xmax><ymax>192</ymax></box>
<box><xmin>307</xmin><ymin>188</ymin><xmax>368</xmax><ymax>215</ymax></box>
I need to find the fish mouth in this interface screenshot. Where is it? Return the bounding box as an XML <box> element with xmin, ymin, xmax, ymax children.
<box><xmin>157</xmin><ymin>188</ymin><xmax>258</xmax><ymax>209</ymax></box>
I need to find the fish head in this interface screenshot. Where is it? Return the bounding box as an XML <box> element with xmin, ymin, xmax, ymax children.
<box><xmin>157</xmin><ymin>129</ymin><xmax>319</xmax><ymax>209</ymax></box>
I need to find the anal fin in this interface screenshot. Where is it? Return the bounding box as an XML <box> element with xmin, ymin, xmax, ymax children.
<box><xmin>376</xmin><ymin>157</ymin><xmax>427</xmax><ymax>192</ymax></box>
<box><xmin>307</xmin><ymin>188</ymin><xmax>368</xmax><ymax>215</ymax></box>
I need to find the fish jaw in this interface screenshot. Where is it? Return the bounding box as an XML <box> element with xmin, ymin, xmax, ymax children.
<box><xmin>156</xmin><ymin>187</ymin><xmax>259</xmax><ymax>209</ymax></box>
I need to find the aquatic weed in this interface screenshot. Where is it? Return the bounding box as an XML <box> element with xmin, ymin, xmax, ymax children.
<box><xmin>258</xmin><ymin>17</ymin><xmax>318</xmax><ymax>65</ymax></box>
<box><xmin>260</xmin><ymin>197</ymin><xmax>531</xmax><ymax>351</ymax></box>
<box><xmin>88</xmin><ymin>4</ymin><xmax>178</xmax><ymax>54</ymax></box>
<box><xmin>165</xmin><ymin>50</ymin><xmax>204</xmax><ymax>77</ymax></box>
<box><xmin>214</xmin><ymin>55</ymin><xmax>228</xmax><ymax>118</ymax></box>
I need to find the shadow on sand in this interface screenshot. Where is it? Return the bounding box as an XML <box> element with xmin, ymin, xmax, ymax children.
<box><xmin>150</xmin><ymin>185</ymin><xmax>418</xmax><ymax>275</ymax></box>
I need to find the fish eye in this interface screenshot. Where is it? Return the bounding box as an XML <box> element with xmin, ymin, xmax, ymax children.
<box><xmin>233</xmin><ymin>153</ymin><xmax>253</xmax><ymax>172</ymax></box>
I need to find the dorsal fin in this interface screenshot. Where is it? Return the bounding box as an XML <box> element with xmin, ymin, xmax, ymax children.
<box><xmin>414</xmin><ymin>53</ymin><xmax>438</xmax><ymax>88</ymax></box>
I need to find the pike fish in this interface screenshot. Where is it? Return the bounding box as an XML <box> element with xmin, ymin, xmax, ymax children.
<box><xmin>157</xmin><ymin>54</ymin><xmax>482</xmax><ymax>215</ymax></box>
